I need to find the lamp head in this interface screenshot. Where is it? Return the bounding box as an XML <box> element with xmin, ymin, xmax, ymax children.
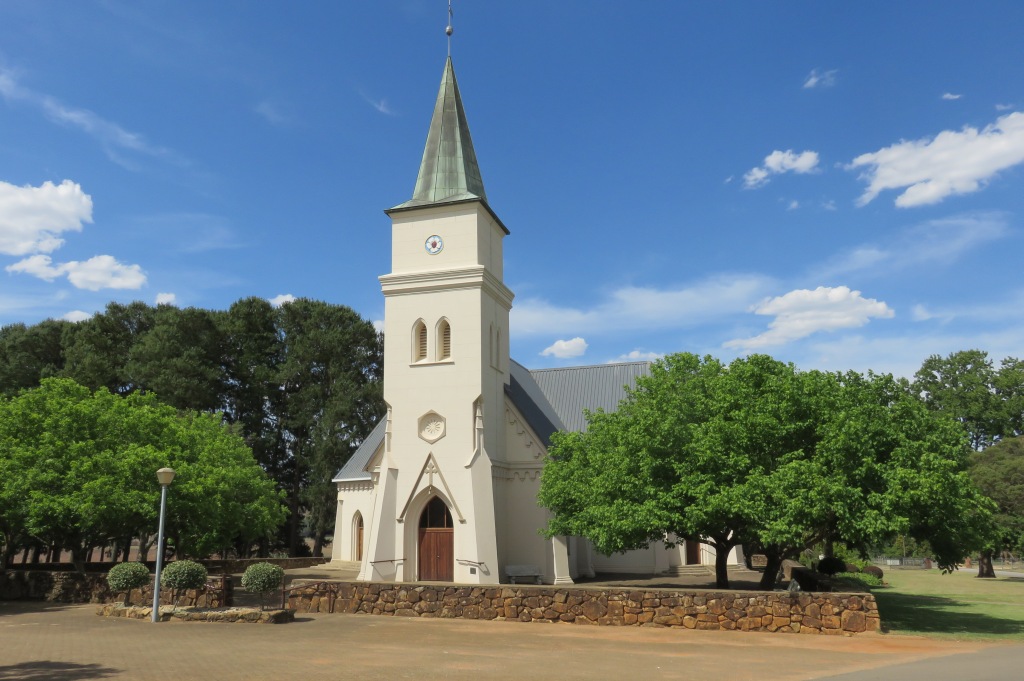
<box><xmin>156</xmin><ymin>467</ymin><xmax>176</xmax><ymax>486</ymax></box>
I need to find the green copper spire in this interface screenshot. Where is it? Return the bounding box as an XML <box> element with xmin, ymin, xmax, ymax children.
<box><xmin>393</xmin><ymin>57</ymin><xmax>487</xmax><ymax>209</ymax></box>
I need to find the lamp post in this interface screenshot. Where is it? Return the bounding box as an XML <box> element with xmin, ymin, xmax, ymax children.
<box><xmin>151</xmin><ymin>467</ymin><xmax>175</xmax><ymax>623</ymax></box>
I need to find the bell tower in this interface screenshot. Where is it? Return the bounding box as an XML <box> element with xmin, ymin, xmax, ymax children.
<box><xmin>359</xmin><ymin>56</ymin><xmax>513</xmax><ymax>584</ymax></box>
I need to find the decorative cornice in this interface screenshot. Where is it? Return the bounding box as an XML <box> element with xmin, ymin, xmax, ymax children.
<box><xmin>379</xmin><ymin>266</ymin><xmax>513</xmax><ymax>308</ymax></box>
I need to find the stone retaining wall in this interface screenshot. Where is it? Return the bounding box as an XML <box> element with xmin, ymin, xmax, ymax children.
<box><xmin>287</xmin><ymin>582</ymin><xmax>880</xmax><ymax>635</ymax></box>
<box><xmin>0</xmin><ymin>570</ymin><xmax>229</xmax><ymax>607</ymax></box>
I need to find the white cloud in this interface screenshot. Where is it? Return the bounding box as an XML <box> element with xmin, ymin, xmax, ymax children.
<box><xmin>814</xmin><ymin>212</ymin><xmax>1008</xmax><ymax>280</ymax></box>
<box><xmin>541</xmin><ymin>337</ymin><xmax>589</xmax><ymax>359</ymax></box>
<box><xmin>612</xmin><ymin>350</ymin><xmax>663</xmax><ymax>363</ymax></box>
<box><xmin>0</xmin><ymin>67</ymin><xmax>181</xmax><ymax>168</ymax></box>
<box><xmin>849</xmin><ymin>111</ymin><xmax>1024</xmax><ymax>207</ymax></box>
<box><xmin>996</xmin><ymin>103</ymin><xmax>1014</xmax><ymax>111</ymax></box>
<box><xmin>372</xmin><ymin>319</ymin><xmax>384</xmax><ymax>333</ymax></box>
<box><xmin>6</xmin><ymin>254</ymin><xmax>146</xmax><ymax>290</ymax></box>
<box><xmin>255</xmin><ymin>100</ymin><xmax>288</xmax><ymax>125</ymax></box>
<box><xmin>0</xmin><ymin>180</ymin><xmax>93</xmax><ymax>256</ymax></box>
<box><xmin>155</xmin><ymin>292</ymin><xmax>177</xmax><ymax>305</ymax></box>
<box><xmin>512</xmin><ymin>275</ymin><xmax>773</xmax><ymax>337</ymax></box>
<box><xmin>787</xmin><ymin>200</ymin><xmax>799</xmax><ymax>211</ymax></box>
<box><xmin>941</xmin><ymin>93</ymin><xmax>963</xmax><ymax>101</ymax></box>
<box><xmin>724</xmin><ymin>286</ymin><xmax>894</xmax><ymax>351</ymax></box>
<box><xmin>63</xmin><ymin>310</ymin><xmax>92</xmax><ymax>322</ymax></box>
<box><xmin>744</xmin><ymin>150</ymin><xmax>820</xmax><ymax>188</ymax></box>
<box><xmin>803</xmin><ymin>69</ymin><xmax>838</xmax><ymax>89</ymax></box>
<box><xmin>269</xmin><ymin>293</ymin><xmax>296</xmax><ymax>307</ymax></box>
<box><xmin>360</xmin><ymin>91</ymin><xmax>396</xmax><ymax>116</ymax></box>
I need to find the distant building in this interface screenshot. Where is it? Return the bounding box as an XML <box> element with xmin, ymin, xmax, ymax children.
<box><xmin>329</xmin><ymin>57</ymin><xmax>741</xmax><ymax>584</ymax></box>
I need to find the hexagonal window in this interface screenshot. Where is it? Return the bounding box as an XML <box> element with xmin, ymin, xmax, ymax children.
<box><xmin>418</xmin><ymin>411</ymin><xmax>446</xmax><ymax>444</ymax></box>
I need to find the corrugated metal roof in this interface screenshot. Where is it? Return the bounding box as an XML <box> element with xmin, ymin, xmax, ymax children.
<box><xmin>332</xmin><ymin>418</ymin><xmax>386</xmax><ymax>482</ymax></box>
<box><xmin>528</xmin><ymin>361</ymin><xmax>650</xmax><ymax>433</ymax></box>
<box><xmin>334</xmin><ymin>360</ymin><xmax>649</xmax><ymax>480</ymax></box>
<box><xmin>505</xmin><ymin>360</ymin><xmax>566</xmax><ymax>448</ymax></box>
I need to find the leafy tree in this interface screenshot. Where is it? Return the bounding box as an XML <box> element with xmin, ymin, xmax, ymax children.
<box><xmin>914</xmin><ymin>349</ymin><xmax>1017</xmax><ymax>449</ymax></box>
<box><xmin>969</xmin><ymin>436</ymin><xmax>1024</xmax><ymax>577</ymax></box>
<box><xmin>540</xmin><ymin>353</ymin><xmax>989</xmax><ymax>589</ymax></box>
<box><xmin>0</xmin><ymin>378</ymin><xmax>285</xmax><ymax>570</ymax></box>
<box><xmin>275</xmin><ymin>299</ymin><xmax>384</xmax><ymax>556</ymax></box>
<box><xmin>0</xmin><ymin>320</ymin><xmax>70</xmax><ymax>396</ymax></box>
<box><xmin>126</xmin><ymin>305</ymin><xmax>225</xmax><ymax>412</ymax></box>
<box><xmin>62</xmin><ymin>301</ymin><xmax>156</xmax><ymax>395</ymax></box>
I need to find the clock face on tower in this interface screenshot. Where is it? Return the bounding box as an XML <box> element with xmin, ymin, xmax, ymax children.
<box><xmin>424</xmin><ymin>235</ymin><xmax>444</xmax><ymax>255</ymax></box>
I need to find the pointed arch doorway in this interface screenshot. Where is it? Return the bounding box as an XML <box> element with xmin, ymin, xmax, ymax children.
<box><xmin>418</xmin><ymin>497</ymin><xmax>454</xmax><ymax>582</ymax></box>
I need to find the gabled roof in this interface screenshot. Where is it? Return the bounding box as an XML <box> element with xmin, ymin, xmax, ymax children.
<box><xmin>390</xmin><ymin>57</ymin><xmax>487</xmax><ymax>211</ymax></box>
<box><xmin>334</xmin><ymin>360</ymin><xmax>650</xmax><ymax>480</ymax></box>
<box><xmin>528</xmin><ymin>361</ymin><xmax>650</xmax><ymax>433</ymax></box>
<box><xmin>332</xmin><ymin>418</ymin><xmax>385</xmax><ymax>482</ymax></box>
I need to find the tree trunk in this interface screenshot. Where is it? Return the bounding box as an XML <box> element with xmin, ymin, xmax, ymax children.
<box><xmin>312</xmin><ymin>530</ymin><xmax>326</xmax><ymax>558</ymax></box>
<box><xmin>977</xmin><ymin>551</ymin><xmax>997</xmax><ymax>578</ymax></box>
<box><xmin>759</xmin><ymin>553</ymin><xmax>784</xmax><ymax>590</ymax></box>
<box><xmin>712</xmin><ymin>541</ymin><xmax>732</xmax><ymax>589</ymax></box>
<box><xmin>70</xmin><ymin>546</ymin><xmax>88</xmax><ymax>573</ymax></box>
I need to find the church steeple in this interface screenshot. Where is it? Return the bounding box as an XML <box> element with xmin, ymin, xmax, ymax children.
<box><xmin>392</xmin><ymin>57</ymin><xmax>487</xmax><ymax>210</ymax></box>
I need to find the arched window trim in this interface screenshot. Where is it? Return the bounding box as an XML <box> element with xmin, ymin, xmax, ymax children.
<box><xmin>412</xmin><ymin>319</ymin><xmax>428</xmax><ymax>362</ymax></box>
<box><xmin>436</xmin><ymin>318</ymin><xmax>452</xmax><ymax>361</ymax></box>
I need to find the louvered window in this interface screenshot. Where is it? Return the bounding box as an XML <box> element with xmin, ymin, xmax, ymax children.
<box><xmin>413</xmin><ymin>321</ymin><xmax>427</xmax><ymax>361</ymax></box>
<box><xmin>439</xmin><ymin>320</ymin><xmax>451</xmax><ymax>360</ymax></box>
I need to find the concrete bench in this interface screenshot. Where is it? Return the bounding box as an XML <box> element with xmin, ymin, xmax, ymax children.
<box><xmin>505</xmin><ymin>565</ymin><xmax>542</xmax><ymax>584</ymax></box>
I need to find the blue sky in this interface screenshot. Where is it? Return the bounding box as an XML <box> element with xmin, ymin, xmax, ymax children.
<box><xmin>2</xmin><ymin>1</ymin><xmax>1023</xmax><ymax>377</ymax></box>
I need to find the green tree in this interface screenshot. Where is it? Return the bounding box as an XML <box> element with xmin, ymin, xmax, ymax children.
<box><xmin>540</xmin><ymin>353</ymin><xmax>989</xmax><ymax>589</ymax></box>
<box><xmin>0</xmin><ymin>319</ymin><xmax>71</xmax><ymax>396</ymax></box>
<box><xmin>969</xmin><ymin>435</ymin><xmax>1024</xmax><ymax>577</ymax></box>
<box><xmin>914</xmin><ymin>349</ymin><xmax>1009</xmax><ymax>449</ymax></box>
<box><xmin>0</xmin><ymin>378</ymin><xmax>285</xmax><ymax>570</ymax></box>
<box><xmin>62</xmin><ymin>301</ymin><xmax>156</xmax><ymax>395</ymax></box>
<box><xmin>276</xmin><ymin>299</ymin><xmax>384</xmax><ymax>557</ymax></box>
<box><xmin>126</xmin><ymin>305</ymin><xmax>225</xmax><ymax>412</ymax></box>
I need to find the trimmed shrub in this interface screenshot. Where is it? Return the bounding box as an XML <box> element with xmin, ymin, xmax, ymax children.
<box><xmin>817</xmin><ymin>556</ymin><xmax>846</xmax><ymax>576</ymax></box>
<box><xmin>241</xmin><ymin>562</ymin><xmax>285</xmax><ymax>610</ymax></box>
<box><xmin>844</xmin><ymin>562</ymin><xmax>861</xmax><ymax>573</ymax></box>
<box><xmin>862</xmin><ymin>564</ymin><xmax>884</xmax><ymax>580</ymax></box>
<box><xmin>159</xmin><ymin>560</ymin><xmax>208</xmax><ymax>605</ymax></box>
<box><xmin>834</xmin><ymin>572</ymin><xmax>883</xmax><ymax>589</ymax></box>
<box><xmin>107</xmin><ymin>562</ymin><xmax>151</xmax><ymax>606</ymax></box>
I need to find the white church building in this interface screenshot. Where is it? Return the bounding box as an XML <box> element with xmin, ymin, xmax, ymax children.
<box><xmin>329</xmin><ymin>56</ymin><xmax>742</xmax><ymax>585</ymax></box>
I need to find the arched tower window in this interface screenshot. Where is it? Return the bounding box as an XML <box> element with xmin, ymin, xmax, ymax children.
<box><xmin>412</xmin><ymin>320</ymin><xmax>427</xmax><ymax>362</ymax></box>
<box><xmin>437</xmin><ymin>319</ymin><xmax>451</xmax><ymax>361</ymax></box>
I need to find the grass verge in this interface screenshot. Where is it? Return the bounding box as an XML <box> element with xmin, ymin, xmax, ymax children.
<box><xmin>874</xmin><ymin>568</ymin><xmax>1024</xmax><ymax>641</ymax></box>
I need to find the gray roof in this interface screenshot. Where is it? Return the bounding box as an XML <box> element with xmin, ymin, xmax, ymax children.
<box><xmin>528</xmin><ymin>361</ymin><xmax>650</xmax><ymax>433</ymax></box>
<box><xmin>390</xmin><ymin>57</ymin><xmax>487</xmax><ymax>211</ymax></box>
<box><xmin>332</xmin><ymin>418</ymin><xmax>386</xmax><ymax>482</ymax></box>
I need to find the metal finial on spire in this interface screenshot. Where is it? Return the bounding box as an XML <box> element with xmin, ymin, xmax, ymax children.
<box><xmin>446</xmin><ymin>0</ymin><xmax>453</xmax><ymax>55</ymax></box>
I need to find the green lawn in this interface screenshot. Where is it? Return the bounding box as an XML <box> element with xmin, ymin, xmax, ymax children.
<box><xmin>873</xmin><ymin>568</ymin><xmax>1024</xmax><ymax>640</ymax></box>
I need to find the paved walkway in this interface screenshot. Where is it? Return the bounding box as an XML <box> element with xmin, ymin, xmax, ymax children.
<box><xmin>2</xmin><ymin>600</ymin><xmax>1021</xmax><ymax>681</ymax></box>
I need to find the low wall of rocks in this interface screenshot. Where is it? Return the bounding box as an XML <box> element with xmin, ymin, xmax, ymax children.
<box><xmin>287</xmin><ymin>582</ymin><xmax>880</xmax><ymax>635</ymax></box>
<box><xmin>96</xmin><ymin>604</ymin><xmax>292</xmax><ymax>624</ymax></box>
<box><xmin>0</xmin><ymin>570</ymin><xmax>229</xmax><ymax>607</ymax></box>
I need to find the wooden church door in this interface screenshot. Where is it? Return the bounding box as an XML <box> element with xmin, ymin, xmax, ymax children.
<box><xmin>418</xmin><ymin>497</ymin><xmax>454</xmax><ymax>581</ymax></box>
<box><xmin>685</xmin><ymin>539</ymin><xmax>701</xmax><ymax>565</ymax></box>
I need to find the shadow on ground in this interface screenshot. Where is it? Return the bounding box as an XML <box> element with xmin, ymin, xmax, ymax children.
<box><xmin>0</xmin><ymin>601</ymin><xmax>78</xmax><ymax>618</ymax></box>
<box><xmin>0</xmin><ymin>661</ymin><xmax>121</xmax><ymax>680</ymax></box>
<box><xmin>874</xmin><ymin>590</ymin><xmax>1024</xmax><ymax>636</ymax></box>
